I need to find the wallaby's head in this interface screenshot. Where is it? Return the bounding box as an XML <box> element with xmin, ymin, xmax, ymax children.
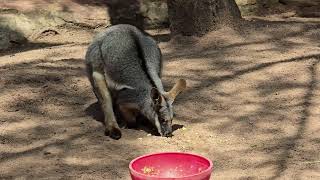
<box><xmin>149</xmin><ymin>79</ymin><xmax>187</xmax><ymax>137</ymax></box>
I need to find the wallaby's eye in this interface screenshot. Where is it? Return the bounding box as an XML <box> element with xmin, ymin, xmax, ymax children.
<box><xmin>151</xmin><ymin>88</ymin><xmax>160</xmax><ymax>101</ymax></box>
<box><xmin>159</xmin><ymin>117</ymin><xmax>165</xmax><ymax>123</ymax></box>
<box><xmin>159</xmin><ymin>106</ymin><xmax>167</xmax><ymax>112</ymax></box>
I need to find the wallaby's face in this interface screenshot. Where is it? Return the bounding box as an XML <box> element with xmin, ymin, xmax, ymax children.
<box><xmin>151</xmin><ymin>89</ymin><xmax>174</xmax><ymax>137</ymax></box>
<box><xmin>150</xmin><ymin>79</ymin><xmax>187</xmax><ymax>137</ymax></box>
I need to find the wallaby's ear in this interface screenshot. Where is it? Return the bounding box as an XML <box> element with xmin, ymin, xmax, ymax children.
<box><xmin>164</xmin><ymin>79</ymin><xmax>187</xmax><ymax>103</ymax></box>
<box><xmin>151</xmin><ymin>88</ymin><xmax>161</xmax><ymax>104</ymax></box>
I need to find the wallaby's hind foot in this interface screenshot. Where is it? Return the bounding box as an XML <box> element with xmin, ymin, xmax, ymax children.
<box><xmin>105</xmin><ymin>127</ymin><xmax>122</xmax><ymax>140</ymax></box>
<box><xmin>92</xmin><ymin>71</ymin><xmax>121</xmax><ymax>140</ymax></box>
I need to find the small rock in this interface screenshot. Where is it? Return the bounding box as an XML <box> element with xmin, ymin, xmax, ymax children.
<box><xmin>43</xmin><ymin>151</ymin><xmax>51</xmax><ymax>155</ymax></box>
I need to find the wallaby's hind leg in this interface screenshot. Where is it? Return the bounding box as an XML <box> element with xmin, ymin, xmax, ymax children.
<box><xmin>86</xmin><ymin>64</ymin><xmax>101</xmax><ymax>105</ymax></box>
<box><xmin>92</xmin><ymin>71</ymin><xmax>121</xmax><ymax>140</ymax></box>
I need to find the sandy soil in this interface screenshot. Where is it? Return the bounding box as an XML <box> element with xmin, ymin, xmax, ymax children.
<box><xmin>1</xmin><ymin>17</ymin><xmax>320</xmax><ymax>179</ymax></box>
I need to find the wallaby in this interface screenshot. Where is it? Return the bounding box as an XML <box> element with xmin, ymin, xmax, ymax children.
<box><xmin>85</xmin><ymin>24</ymin><xmax>186</xmax><ymax>140</ymax></box>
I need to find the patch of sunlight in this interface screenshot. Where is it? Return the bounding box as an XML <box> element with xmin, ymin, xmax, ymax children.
<box><xmin>63</xmin><ymin>157</ymin><xmax>101</xmax><ymax>166</ymax></box>
<box><xmin>0</xmin><ymin>119</ymin><xmax>39</xmax><ymax>133</ymax></box>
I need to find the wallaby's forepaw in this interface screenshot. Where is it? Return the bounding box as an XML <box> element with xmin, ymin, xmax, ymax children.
<box><xmin>105</xmin><ymin>127</ymin><xmax>122</xmax><ymax>140</ymax></box>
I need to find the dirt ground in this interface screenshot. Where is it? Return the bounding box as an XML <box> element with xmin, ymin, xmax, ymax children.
<box><xmin>1</xmin><ymin>16</ymin><xmax>320</xmax><ymax>180</ymax></box>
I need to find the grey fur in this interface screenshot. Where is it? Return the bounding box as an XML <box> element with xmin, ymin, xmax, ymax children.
<box><xmin>85</xmin><ymin>24</ymin><xmax>173</xmax><ymax>139</ymax></box>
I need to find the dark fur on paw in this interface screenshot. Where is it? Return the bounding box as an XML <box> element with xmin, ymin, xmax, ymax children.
<box><xmin>105</xmin><ymin>128</ymin><xmax>122</xmax><ymax>140</ymax></box>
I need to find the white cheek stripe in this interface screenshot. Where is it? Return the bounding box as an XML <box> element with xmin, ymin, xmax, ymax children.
<box><xmin>154</xmin><ymin>114</ymin><xmax>162</xmax><ymax>136</ymax></box>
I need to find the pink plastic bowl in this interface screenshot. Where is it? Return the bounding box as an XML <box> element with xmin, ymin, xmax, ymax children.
<box><xmin>129</xmin><ymin>152</ymin><xmax>213</xmax><ymax>180</ymax></box>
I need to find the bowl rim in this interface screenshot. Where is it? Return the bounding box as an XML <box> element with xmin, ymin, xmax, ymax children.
<box><xmin>129</xmin><ymin>151</ymin><xmax>213</xmax><ymax>179</ymax></box>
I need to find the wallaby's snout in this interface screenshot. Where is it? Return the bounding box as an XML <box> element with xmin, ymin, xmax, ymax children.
<box><xmin>152</xmin><ymin>79</ymin><xmax>187</xmax><ymax>137</ymax></box>
<box><xmin>161</xmin><ymin>120</ymin><xmax>173</xmax><ymax>137</ymax></box>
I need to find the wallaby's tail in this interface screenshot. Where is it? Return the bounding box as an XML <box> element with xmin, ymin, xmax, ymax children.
<box><xmin>131</xmin><ymin>28</ymin><xmax>165</xmax><ymax>93</ymax></box>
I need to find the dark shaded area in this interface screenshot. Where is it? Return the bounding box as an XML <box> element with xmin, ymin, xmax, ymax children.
<box><xmin>168</xmin><ymin>0</ymin><xmax>241</xmax><ymax>36</ymax></box>
<box><xmin>267</xmin><ymin>60</ymin><xmax>320</xmax><ymax>180</ymax></box>
<box><xmin>1</xmin><ymin>58</ymin><xmax>89</xmax><ymax>116</ymax></box>
<box><xmin>0</xmin><ymin>26</ymin><xmax>27</xmax><ymax>54</ymax></box>
<box><xmin>152</xmin><ymin>33</ymin><xmax>171</xmax><ymax>43</ymax></box>
<box><xmin>68</xmin><ymin>0</ymin><xmax>144</xmax><ymax>30</ymax></box>
<box><xmin>0</xmin><ymin>42</ymin><xmax>65</xmax><ymax>57</ymax></box>
<box><xmin>71</xmin><ymin>0</ymin><xmax>108</xmax><ymax>6</ymax></box>
<box><xmin>85</xmin><ymin>102</ymin><xmax>104</xmax><ymax>123</ymax></box>
<box><xmin>106</xmin><ymin>0</ymin><xmax>144</xmax><ymax>30</ymax></box>
<box><xmin>0</xmin><ymin>125</ymin><xmax>138</xmax><ymax>179</ymax></box>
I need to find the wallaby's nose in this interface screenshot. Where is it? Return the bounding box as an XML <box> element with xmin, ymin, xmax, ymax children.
<box><xmin>164</xmin><ymin>132</ymin><xmax>173</xmax><ymax>137</ymax></box>
<box><xmin>162</xmin><ymin>129</ymin><xmax>173</xmax><ymax>137</ymax></box>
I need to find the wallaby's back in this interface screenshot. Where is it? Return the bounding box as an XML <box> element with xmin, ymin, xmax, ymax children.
<box><xmin>85</xmin><ymin>24</ymin><xmax>163</xmax><ymax>95</ymax></box>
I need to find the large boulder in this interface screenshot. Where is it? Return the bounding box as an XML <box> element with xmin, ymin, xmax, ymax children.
<box><xmin>141</xmin><ymin>0</ymin><xmax>169</xmax><ymax>28</ymax></box>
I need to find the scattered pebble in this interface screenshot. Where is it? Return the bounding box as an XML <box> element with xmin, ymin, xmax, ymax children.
<box><xmin>43</xmin><ymin>151</ymin><xmax>51</xmax><ymax>155</ymax></box>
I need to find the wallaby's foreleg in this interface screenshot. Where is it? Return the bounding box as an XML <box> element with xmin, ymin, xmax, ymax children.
<box><xmin>92</xmin><ymin>71</ymin><xmax>121</xmax><ymax>140</ymax></box>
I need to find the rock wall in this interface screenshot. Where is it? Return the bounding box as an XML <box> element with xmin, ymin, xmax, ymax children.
<box><xmin>1</xmin><ymin>0</ymin><xmax>319</xmax><ymax>50</ymax></box>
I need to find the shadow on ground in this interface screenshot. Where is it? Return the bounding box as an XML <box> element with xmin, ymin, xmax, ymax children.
<box><xmin>0</xmin><ymin>57</ymin><xmax>147</xmax><ymax>179</ymax></box>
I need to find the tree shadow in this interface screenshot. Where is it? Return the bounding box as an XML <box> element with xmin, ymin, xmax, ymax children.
<box><xmin>0</xmin><ymin>42</ymin><xmax>67</xmax><ymax>57</ymax></box>
<box><xmin>0</xmin><ymin>57</ymin><xmax>149</xmax><ymax>179</ymax></box>
<box><xmin>152</xmin><ymin>33</ymin><xmax>171</xmax><ymax>43</ymax></box>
